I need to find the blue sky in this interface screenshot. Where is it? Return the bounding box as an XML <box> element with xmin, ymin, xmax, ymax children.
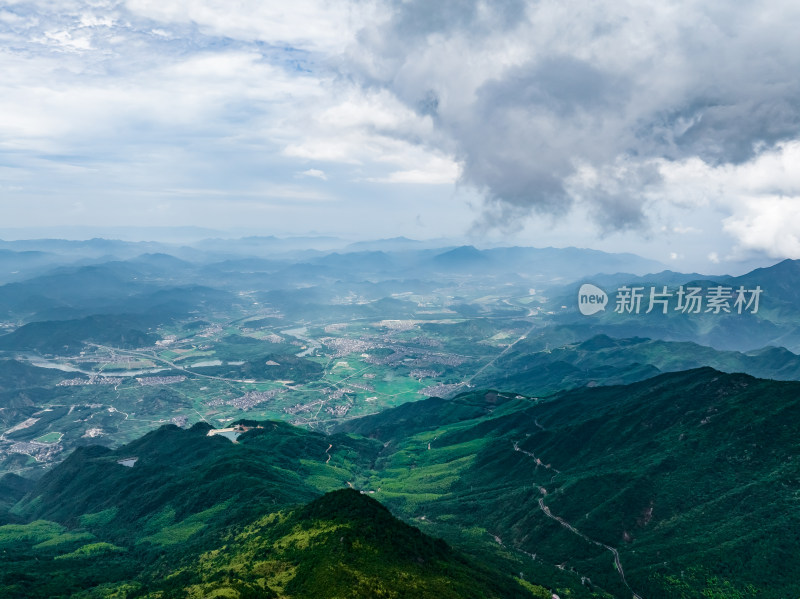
<box><xmin>1</xmin><ymin>1</ymin><xmax>800</xmax><ymax>272</ymax></box>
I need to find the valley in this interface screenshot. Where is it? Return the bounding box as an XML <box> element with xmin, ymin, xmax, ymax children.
<box><xmin>0</xmin><ymin>238</ymin><xmax>798</xmax><ymax>597</ymax></box>
<box><xmin>5</xmin><ymin>2</ymin><xmax>799</xmax><ymax>596</ymax></box>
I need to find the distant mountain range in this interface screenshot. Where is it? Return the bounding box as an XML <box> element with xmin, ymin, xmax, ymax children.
<box><xmin>549</xmin><ymin>258</ymin><xmax>800</xmax><ymax>352</ymax></box>
<box><xmin>0</xmin><ymin>241</ymin><xmax>671</xmax><ymax>350</ymax></box>
<box><xmin>472</xmin><ymin>329</ymin><xmax>800</xmax><ymax>395</ymax></box>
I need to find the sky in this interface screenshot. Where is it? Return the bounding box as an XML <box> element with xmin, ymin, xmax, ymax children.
<box><xmin>1</xmin><ymin>0</ymin><xmax>800</xmax><ymax>272</ymax></box>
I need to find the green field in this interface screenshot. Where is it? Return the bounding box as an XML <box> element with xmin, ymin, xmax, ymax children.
<box><xmin>1</xmin><ymin>301</ymin><xmax>527</xmax><ymax>479</ymax></box>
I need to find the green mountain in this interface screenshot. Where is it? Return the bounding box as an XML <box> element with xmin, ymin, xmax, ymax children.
<box><xmin>0</xmin><ymin>473</ymin><xmax>32</xmax><ymax>521</ymax></box>
<box><xmin>336</xmin><ymin>368</ymin><xmax>800</xmax><ymax>599</ymax></box>
<box><xmin>11</xmin><ymin>421</ymin><xmax>372</xmax><ymax>526</ymax></box>
<box><xmin>0</xmin><ymin>358</ymin><xmax>64</xmax><ymax>393</ymax></box>
<box><xmin>3</xmin><ymin>368</ymin><xmax>800</xmax><ymax>597</ymax></box>
<box><xmin>143</xmin><ymin>488</ymin><xmax>541</xmax><ymax>599</ymax></box>
<box><xmin>472</xmin><ymin>331</ymin><xmax>800</xmax><ymax>395</ymax></box>
<box><xmin>0</xmin><ymin>315</ymin><xmax>159</xmax><ymax>355</ymax></box>
<box><xmin>0</xmin><ymin>421</ymin><xmax>549</xmax><ymax>598</ymax></box>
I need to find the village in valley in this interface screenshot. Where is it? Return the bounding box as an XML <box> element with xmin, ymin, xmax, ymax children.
<box><xmin>0</xmin><ymin>283</ymin><xmax>543</xmax><ymax>477</ymax></box>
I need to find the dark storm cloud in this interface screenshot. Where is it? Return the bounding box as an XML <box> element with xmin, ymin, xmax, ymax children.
<box><xmin>480</xmin><ymin>56</ymin><xmax>624</xmax><ymax>118</ymax></box>
<box><xmin>588</xmin><ymin>163</ymin><xmax>663</xmax><ymax>232</ymax></box>
<box><xmin>381</xmin><ymin>0</ymin><xmax>527</xmax><ymax>38</ymax></box>
<box><xmin>350</xmin><ymin>0</ymin><xmax>800</xmax><ymax>231</ymax></box>
<box><xmin>656</xmin><ymin>97</ymin><xmax>800</xmax><ymax>164</ymax></box>
<box><xmin>452</xmin><ymin>56</ymin><xmax>634</xmax><ymax>220</ymax></box>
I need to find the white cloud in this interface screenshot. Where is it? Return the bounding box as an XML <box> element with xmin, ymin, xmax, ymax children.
<box><xmin>300</xmin><ymin>169</ymin><xmax>327</xmax><ymax>180</ymax></box>
<box><xmin>368</xmin><ymin>155</ymin><xmax>460</xmax><ymax>185</ymax></box>
<box><xmin>124</xmin><ymin>0</ymin><xmax>387</xmax><ymax>53</ymax></box>
<box><xmin>40</xmin><ymin>29</ymin><xmax>93</xmax><ymax>50</ymax></box>
<box><xmin>657</xmin><ymin>141</ymin><xmax>800</xmax><ymax>258</ymax></box>
<box><xmin>375</xmin><ymin>168</ymin><xmax>457</xmax><ymax>185</ymax></box>
<box><xmin>162</xmin><ymin>185</ymin><xmax>335</xmax><ymax>202</ymax></box>
<box><xmin>79</xmin><ymin>14</ymin><xmax>113</xmax><ymax>28</ymax></box>
<box><xmin>0</xmin><ymin>9</ymin><xmax>35</xmax><ymax>26</ymax></box>
<box><xmin>723</xmin><ymin>197</ymin><xmax>800</xmax><ymax>258</ymax></box>
<box><xmin>280</xmin><ymin>87</ymin><xmax>456</xmax><ymax>181</ymax></box>
<box><xmin>0</xmin><ymin>48</ymin><xmax>323</xmax><ymax>148</ymax></box>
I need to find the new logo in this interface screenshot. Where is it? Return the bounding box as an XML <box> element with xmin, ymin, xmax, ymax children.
<box><xmin>578</xmin><ymin>283</ymin><xmax>608</xmax><ymax>316</ymax></box>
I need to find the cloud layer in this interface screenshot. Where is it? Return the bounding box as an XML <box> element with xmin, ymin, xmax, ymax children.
<box><xmin>1</xmin><ymin>0</ymin><xmax>800</xmax><ymax>260</ymax></box>
<box><xmin>348</xmin><ymin>0</ymin><xmax>800</xmax><ymax>243</ymax></box>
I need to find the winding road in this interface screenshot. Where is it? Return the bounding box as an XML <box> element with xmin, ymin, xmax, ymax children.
<box><xmin>514</xmin><ymin>440</ymin><xmax>642</xmax><ymax>599</ymax></box>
